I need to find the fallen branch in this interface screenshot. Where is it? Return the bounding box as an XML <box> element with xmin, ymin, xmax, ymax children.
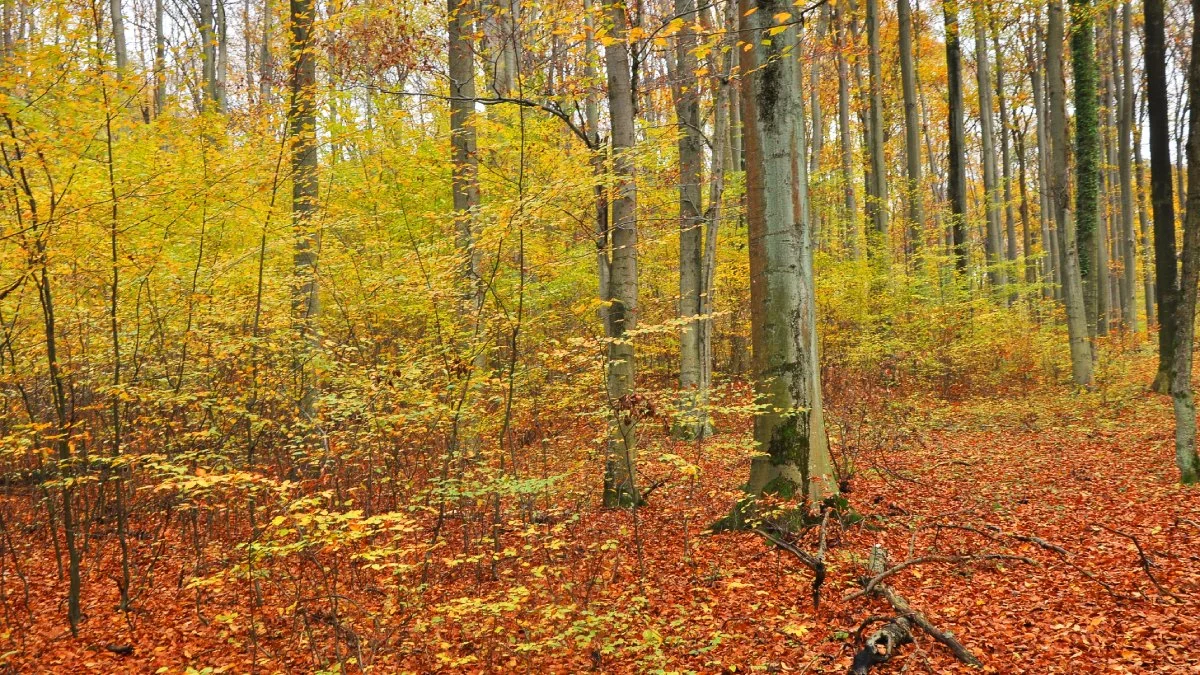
<box><xmin>845</xmin><ymin>552</ymin><xmax>1036</xmax><ymax>602</ymax></box>
<box><xmin>1095</xmin><ymin>524</ymin><xmax>1184</xmax><ymax>603</ymax></box>
<box><xmin>753</xmin><ymin>527</ymin><xmax>826</xmax><ymax>608</ymax></box>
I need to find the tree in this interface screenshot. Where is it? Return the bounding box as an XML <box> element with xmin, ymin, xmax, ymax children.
<box><xmin>897</xmin><ymin>0</ymin><xmax>923</xmax><ymax>254</ymax></box>
<box><xmin>1116</xmin><ymin>3</ymin><xmax>1137</xmax><ymax>332</ymax></box>
<box><xmin>944</xmin><ymin>0</ymin><xmax>968</xmax><ymax>271</ymax></box>
<box><xmin>994</xmin><ymin>21</ymin><xmax>1020</xmax><ymax>291</ymax></box>
<box><xmin>835</xmin><ymin>0</ymin><xmax>859</xmax><ymax>257</ymax></box>
<box><xmin>1146</xmin><ymin>0</ymin><xmax>1178</xmax><ymax>390</ymax></box>
<box><xmin>601</xmin><ymin>0</ymin><xmax>640</xmax><ymax>508</ymax></box>
<box><xmin>865</xmin><ymin>0</ymin><xmax>888</xmax><ymax>242</ymax></box>
<box><xmin>110</xmin><ymin>0</ymin><xmax>127</xmax><ymax>72</ymax></box>
<box><xmin>734</xmin><ymin>0</ymin><xmax>835</xmax><ymax>517</ymax></box>
<box><xmin>671</xmin><ymin>0</ymin><xmax>708</xmax><ymax>439</ymax></box>
<box><xmin>1170</xmin><ymin>0</ymin><xmax>1200</xmax><ymax>484</ymax></box>
<box><xmin>975</xmin><ymin>2</ymin><xmax>1005</xmax><ymax>290</ymax></box>
<box><xmin>291</xmin><ymin>0</ymin><xmax>319</xmax><ymax>421</ymax></box>
<box><xmin>1049</xmin><ymin>0</ymin><xmax>1094</xmax><ymax>385</ymax></box>
<box><xmin>1070</xmin><ymin>0</ymin><xmax>1101</xmax><ymax>335</ymax></box>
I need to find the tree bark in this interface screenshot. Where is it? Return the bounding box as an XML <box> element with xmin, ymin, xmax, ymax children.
<box><xmin>944</xmin><ymin>0</ymin><xmax>968</xmax><ymax>272</ymax></box>
<box><xmin>1135</xmin><ymin>88</ymin><xmax>1156</xmax><ymax>327</ymax></box>
<box><xmin>291</xmin><ymin>0</ymin><xmax>319</xmax><ymax>421</ymax></box>
<box><xmin>109</xmin><ymin>0</ymin><xmax>126</xmax><ymax>72</ymax></box>
<box><xmin>1171</xmin><ymin>0</ymin><xmax>1200</xmax><ymax>484</ymax></box>
<box><xmin>897</xmin><ymin>0</ymin><xmax>923</xmax><ymax>257</ymax></box>
<box><xmin>1146</xmin><ymin>0</ymin><xmax>1178</xmax><ymax>390</ymax></box>
<box><xmin>865</xmin><ymin>0</ymin><xmax>888</xmax><ymax>243</ymax></box>
<box><xmin>1117</xmin><ymin>1</ymin><xmax>1138</xmax><ymax>332</ymax></box>
<box><xmin>154</xmin><ymin>0</ymin><xmax>165</xmax><ymax>112</ymax></box>
<box><xmin>994</xmin><ymin>23</ymin><xmax>1019</xmax><ymax>293</ymax></box>
<box><xmin>1070</xmin><ymin>0</ymin><xmax>1101</xmax><ymax>335</ymax></box>
<box><xmin>672</xmin><ymin>0</ymin><xmax>708</xmax><ymax>440</ymax></box>
<box><xmin>602</xmin><ymin>0</ymin><xmax>640</xmax><ymax>508</ymax></box>
<box><xmin>835</xmin><ymin>0</ymin><xmax>859</xmax><ymax>258</ymax></box>
<box><xmin>1029</xmin><ymin>22</ymin><xmax>1061</xmax><ymax>298</ymax></box>
<box><xmin>1049</xmin><ymin>0</ymin><xmax>1095</xmax><ymax>385</ymax></box>
<box><xmin>975</xmin><ymin>2</ymin><xmax>1005</xmax><ymax>290</ymax></box>
<box><xmin>738</xmin><ymin>0</ymin><xmax>835</xmax><ymax>510</ymax></box>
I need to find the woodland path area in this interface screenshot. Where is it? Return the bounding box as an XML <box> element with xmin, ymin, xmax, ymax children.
<box><xmin>4</xmin><ymin>361</ymin><xmax>1198</xmax><ymax>674</ymax></box>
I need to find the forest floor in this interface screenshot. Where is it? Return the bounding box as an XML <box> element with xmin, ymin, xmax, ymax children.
<box><xmin>4</xmin><ymin>361</ymin><xmax>1200</xmax><ymax>673</ymax></box>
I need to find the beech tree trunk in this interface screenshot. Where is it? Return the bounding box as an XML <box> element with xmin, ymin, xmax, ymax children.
<box><xmin>1146</xmin><ymin>0</ymin><xmax>1178</xmax><ymax>390</ymax></box>
<box><xmin>1070</xmin><ymin>0</ymin><xmax>1101</xmax><ymax>335</ymax></box>
<box><xmin>1029</xmin><ymin>23</ymin><xmax>1061</xmax><ymax>298</ymax></box>
<box><xmin>1135</xmin><ymin>92</ymin><xmax>1157</xmax><ymax>326</ymax></box>
<box><xmin>897</xmin><ymin>0</ymin><xmax>923</xmax><ymax>256</ymax></box>
<box><xmin>1171</xmin><ymin>0</ymin><xmax>1200</xmax><ymax>484</ymax></box>
<box><xmin>110</xmin><ymin>0</ymin><xmax>126</xmax><ymax>71</ymax></box>
<box><xmin>944</xmin><ymin>0</ymin><xmax>968</xmax><ymax>272</ymax></box>
<box><xmin>835</xmin><ymin>0</ymin><xmax>859</xmax><ymax>258</ymax></box>
<box><xmin>672</xmin><ymin>0</ymin><xmax>708</xmax><ymax>439</ymax></box>
<box><xmin>1117</xmin><ymin>1</ymin><xmax>1138</xmax><ymax>332</ymax></box>
<box><xmin>602</xmin><ymin>0</ymin><xmax>640</xmax><ymax>507</ymax></box>
<box><xmin>975</xmin><ymin>2</ymin><xmax>1005</xmax><ymax>290</ymax></box>
<box><xmin>994</xmin><ymin>24</ymin><xmax>1019</xmax><ymax>290</ymax></box>
<box><xmin>865</xmin><ymin>0</ymin><xmax>888</xmax><ymax>243</ymax></box>
<box><xmin>738</xmin><ymin>0</ymin><xmax>835</xmax><ymax>509</ymax></box>
<box><xmin>1049</xmin><ymin>0</ymin><xmax>1094</xmax><ymax>385</ymax></box>
<box><xmin>291</xmin><ymin>0</ymin><xmax>319</xmax><ymax>420</ymax></box>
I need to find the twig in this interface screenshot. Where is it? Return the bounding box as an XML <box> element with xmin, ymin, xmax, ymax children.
<box><xmin>845</xmin><ymin>553</ymin><xmax>1036</xmax><ymax>602</ymax></box>
<box><xmin>753</xmin><ymin>528</ymin><xmax>826</xmax><ymax>608</ymax></box>
<box><xmin>1095</xmin><ymin>524</ymin><xmax>1185</xmax><ymax>603</ymax></box>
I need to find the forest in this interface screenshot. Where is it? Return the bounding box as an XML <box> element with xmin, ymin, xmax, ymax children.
<box><xmin>0</xmin><ymin>0</ymin><xmax>1198</xmax><ymax>670</ymax></box>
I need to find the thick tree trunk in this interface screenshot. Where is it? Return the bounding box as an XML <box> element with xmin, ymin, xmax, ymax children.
<box><xmin>1049</xmin><ymin>0</ymin><xmax>1094</xmax><ymax>385</ymax></box>
<box><xmin>898</xmin><ymin>0</ymin><xmax>923</xmax><ymax>256</ymax></box>
<box><xmin>975</xmin><ymin>2</ymin><xmax>1005</xmax><ymax>290</ymax></box>
<box><xmin>1146</xmin><ymin>0</ymin><xmax>1178</xmax><ymax>390</ymax></box>
<box><xmin>865</xmin><ymin>0</ymin><xmax>888</xmax><ymax>243</ymax></box>
<box><xmin>1171</xmin><ymin>0</ymin><xmax>1200</xmax><ymax>485</ymax></box>
<box><xmin>602</xmin><ymin>0</ymin><xmax>640</xmax><ymax>508</ymax></box>
<box><xmin>738</xmin><ymin>0</ymin><xmax>835</xmax><ymax>510</ymax></box>
<box><xmin>291</xmin><ymin>0</ymin><xmax>319</xmax><ymax>420</ymax></box>
<box><xmin>835</xmin><ymin>0</ymin><xmax>859</xmax><ymax>258</ymax></box>
<box><xmin>944</xmin><ymin>0</ymin><xmax>968</xmax><ymax>272</ymax></box>
<box><xmin>1070</xmin><ymin>0</ymin><xmax>1101</xmax><ymax>335</ymax></box>
<box><xmin>672</xmin><ymin>0</ymin><xmax>708</xmax><ymax>440</ymax></box>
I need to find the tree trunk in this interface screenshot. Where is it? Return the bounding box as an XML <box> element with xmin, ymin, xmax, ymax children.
<box><xmin>975</xmin><ymin>2</ymin><xmax>1005</xmax><ymax>290</ymax></box>
<box><xmin>672</xmin><ymin>0</ymin><xmax>707</xmax><ymax>440</ymax></box>
<box><xmin>865</xmin><ymin>0</ymin><xmax>888</xmax><ymax>243</ymax></box>
<box><xmin>809</xmin><ymin>4</ymin><xmax>828</xmax><ymax>249</ymax></box>
<box><xmin>602</xmin><ymin>0</ymin><xmax>640</xmax><ymax>508</ymax></box>
<box><xmin>200</xmin><ymin>0</ymin><xmax>217</xmax><ymax>110</ymax></box>
<box><xmin>109</xmin><ymin>0</ymin><xmax>126</xmax><ymax>71</ymax></box>
<box><xmin>1049</xmin><ymin>0</ymin><xmax>1094</xmax><ymax>385</ymax></box>
<box><xmin>1135</xmin><ymin>89</ymin><xmax>1156</xmax><ymax>327</ymax></box>
<box><xmin>1170</xmin><ymin>0</ymin><xmax>1200</xmax><ymax>484</ymax></box>
<box><xmin>738</xmin><ymin>0</ymin><xmax>835</xmax><ymax>510</ymax></box>
<box><xmin>994</xmin><ymin>23</ymin><xmax>1019</xmax><ymax>292</ymax></box>
<box><xmin>835</xmin><ymin>0</ymin><xmax>859</xmax><ymax>258</ymax></box>
<box><xmin>897</xmin><ymin>0</ymin><xmax>923</xmax><ymax>257</ymax></box>
<box><xmin>260</xmin><ymin>0</ymin><xmax>274</xmax><ymax>104</ymax></box>
<box><xmin>1070</xmin><ymin>0</ymin><xmax>1101</xmax><ymax>335</ymax></box>
<box><xmin>944</xmin><ymin>0</ymin><xmax>968</xmax><ymax>272</ymax></box>
<box><xmin>1029</xmin><ymin>22</ymin><xmax>1060</xmax><ymax>298</ymax></box>
<box><xmin>1146</xmin><ymin>0</ymin><xmax>1177</xmax><ymax>390</ymax></box>
<box><xmin>154</xmin><ymin>0</ymin><xmax>165</xmax><ymax>112</ymax></box>
<box><xmin>1117</xmin><ymin>1</ymin><xmax>1138</xmax><ymax>332</ymax></box>
<box><xmin>290</xmin><ymin>0</ymin><xmax>319</xmax><ymax>421</ymax></box>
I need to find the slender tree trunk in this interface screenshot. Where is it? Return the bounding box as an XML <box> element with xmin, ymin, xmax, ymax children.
<box><xmin>200</xmin><ymin>0</ymin><xmax>218</xmax><ymax>110</ymax></box>
<box><xmin>945</xmin><ymin>0</ymin><xmax>969</xmax><ymax>272</ymax></box>
<box><xmin>154</xmin><ymin>0</ymin><xmax>165</xmax><ymax>112</ymax></box>
<box><xmin>835</xmin><ymin>0</ymin><xmax>859</xmax><ymax>258</ymax></box>
<box><xmin>975</xmin><ymin>2</ymin><xmax>1004</xmax><ymax>290</ymax></box>
<box><xmin>1170</xmin><ymin>0</ymin><xmax>1200</xmax><ymax>484</ymax></box>
<box><xmin>1117</xmin><ymin>1</ymin><xmax>1138</xmax><ymax>332</ymax></box>
<box><xmin>291</xmin><ymin>0</ymin><xmax>319</xmax><ymax>421</ymax></box>
<box><xmin>994</xmin><ymin>23</ymin><xmax>1019</xmax><ymax>291</ymax></box>
<box><xmin>736</xmin><ymin>0</ymin><xmax>835</xmax><ymax>513</ymax></box>
<box><xmin>1070</xmin><ymin>0</ymin><xmax>1101</xmax><ymax>335</ymax></box>
<box><xmin>109</xmin><ymin>0</ymin><xmax>126</xmax><ymax>71</ymax></box>
<box><xmin>216</xmin><ymin>0</ymin><xmax>228</xmax><ymax>109</ymax></box>
<box><xmin>809</xmin><ymin>4</ymin><xmax>828</xmax><ymax>249</ymax></box>
<box><xmin>1029</xmin><ymin>23</ymin><xmax>1060</xmax><ymax>298</ymax></box>
<box><xmin>898</xmin><ymin>0</ymin><xmax>923</xmax><ymax>257</ymax></box>
<box><xmin>1016</xmin><ymin>123</ymin><xmax>1036</xmax><ymax>286</ymax></box>
<box><xmin>602</xmin><ymin>0</ymin><xmax>640</xmax><ymax>508</ymax></box>
<box><xmin>865</xmin><ymin>0</ymin><xmax>888</xmax><ymax>243</ymax></box>
<box><xmin>1146</xmin><ymin>0</ymin><xmax>1178</xmax><ymax>391</ymax></box>
<box><xmin>260</xmin><ymin>0</ymin><xmax>274</xmax><ymax>103</ymax></box>
<box><xmin>1049</xmin><ymin>0</ymin><xmax>1095</xmax><ymax>385</ymax></box>
<box><xmin>672</xmin><ymin>0</ymin><xmax>707</xmax><ymax>439</ymax></box>
<box><xmin>1135</xmin><ymin>90</ymin><xmax>1157</xmax><ymax>326</ymax></box>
